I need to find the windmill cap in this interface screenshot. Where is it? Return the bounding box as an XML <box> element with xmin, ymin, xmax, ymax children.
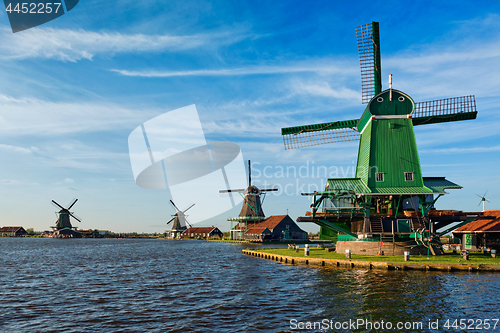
<box><xmin>368</xmin><ymin>89</ymin><xmax>415</xmax><ymax>116</ymax></box>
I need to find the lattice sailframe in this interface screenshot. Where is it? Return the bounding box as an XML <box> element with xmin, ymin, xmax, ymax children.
<box><xmin>414</xmin><ymin>95</ymin><xmax>476</xmax><ymax>118</ymax></box>
<box><xmin>356</xmin><ymin>22</ymin><xmax>381</xmax><ymax>104</ymax></box>
<box><xmin>283</xmin><ymin>127</ymin><xmax>360</xmax><ymax>150</ymax></box>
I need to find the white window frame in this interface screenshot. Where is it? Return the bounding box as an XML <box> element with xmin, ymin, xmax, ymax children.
<box><xmin>375</xmin><ymin>172</ymin><xmax>384</xmax><ymax>182</ymax></box>
<box><xmin>404</xmin><ymin>172</ymin><xmax>414</xmax><ymax>182</ymax></box>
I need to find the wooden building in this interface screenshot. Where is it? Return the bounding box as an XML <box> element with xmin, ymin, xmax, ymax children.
<box><xmin>244</xmin><ymin>226</ymin><xmax>272</xmax><ymax>241</ymax></box>
<box><xmin>452</xmin><ymin>210</ymin><xmax>500</xmax><ymax>251</ymax></box>
<box><xmin>0</xmin><ymin>226</ymin><xmax>27</xmax><ymax>237</ymax></box>
<box><xmin>233</xmin><ymin>215</ymin><xmax>307</xmax><ymax>241</ymax></box>
<box><xmin>181</xmin><ymin>226</ymin><xmax>223</xmax><ymax>239</ymax></box>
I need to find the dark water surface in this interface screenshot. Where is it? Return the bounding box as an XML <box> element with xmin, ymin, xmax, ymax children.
<box><xmin>1</xmin><ymin>238</ymin><xmax>499</xmax><ymax>332</ymax></box>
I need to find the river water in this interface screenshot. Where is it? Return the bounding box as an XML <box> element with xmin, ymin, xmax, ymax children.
<box><xmin>1</xmin><ymin>238</ymin><xmax>499</xmax><ymax>332</ymax></box>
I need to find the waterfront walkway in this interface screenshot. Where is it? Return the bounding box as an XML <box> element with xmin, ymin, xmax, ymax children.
<box><xmin>242</xmin><ymin>249</ymin><xmax>500</xmax><ymax>272</ymax></box>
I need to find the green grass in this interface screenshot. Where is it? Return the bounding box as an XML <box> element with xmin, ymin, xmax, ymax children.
<box><xmin>252</xmin><ymin>248</ymin><xmax>500</xmax><ymax>265</ymax></box>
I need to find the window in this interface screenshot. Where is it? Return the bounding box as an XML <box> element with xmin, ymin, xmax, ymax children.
<box><xmin>405</xmin><ymin>172</ymin><xmax>414</xmax><ymax>182</ymax></box>
<box><xmin>375</xmin><ymin>172</ymin><xmax>384</xmax><ymax>182</ymax></box>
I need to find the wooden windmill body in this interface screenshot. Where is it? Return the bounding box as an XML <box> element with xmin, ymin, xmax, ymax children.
<box><xmin>220</xmin><ymin>160</ymin><xmax>277</xmax><ymax>240</ymax></box>
<box><xmin>51</xmin><ymin>199</ymin><xmax>82</xmax><ymax>238</ymax></box>
<box><xmin>166</xmin><ymin>200</ymin><xmax>194</xmax><ymax>239</ymax></box>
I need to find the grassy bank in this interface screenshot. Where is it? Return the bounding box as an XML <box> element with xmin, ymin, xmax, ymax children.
<box><xmin>207</xmin><ymin>239</ymin><xmax>332</xmax><ymax>244</ymax></box>
<box><xmin>254</xmin><ymin>247</ymin><xmax>500</xmax><ymax>266</ymax></box>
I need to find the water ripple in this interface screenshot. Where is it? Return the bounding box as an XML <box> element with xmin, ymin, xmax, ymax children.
<box><xmin>1</xmin><ymin>238</ymin><xmax>500</xmax><ymax>332</ymax></box>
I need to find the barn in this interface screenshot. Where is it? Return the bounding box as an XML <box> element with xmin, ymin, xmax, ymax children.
<box><xmin>181</xmin><ymin>226</ymin><xmax>223</xmax><ymax>239</ymax></box>
<box><xmin>452</xmin><ymin>210</ymin><xmax>500</xmax><ymax>251</ymax></box>
<box><xmin>0</xmin><ymin>226</ymin><xmax>27</xmax><ymax>237</ymax></box>
<box><xmin>233</xmin><ymin>215</ymin><xmax>308</xmax><ymax>241</ymax></box>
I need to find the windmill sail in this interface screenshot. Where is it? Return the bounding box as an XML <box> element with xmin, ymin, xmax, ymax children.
<box><xmin>356</xmin><ymin>22</ymin><xmax>382</xmax><ymax>103</ymax></box>
<box><xmin>412</xmin><ymin>95</ymin><xmax>477</xmax><ymax>126</ymax></box>
<box><xmin>281</xmin><ymin>119</ymin><xmax>360</xmax><ymax>150</ymax></box>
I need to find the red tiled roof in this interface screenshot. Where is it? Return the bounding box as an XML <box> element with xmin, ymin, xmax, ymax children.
<box><xmin>254</xmin><ymin>215</ymin><xmax>287</xmax><ymax>230</ymax></box>
<box><xmin>246</xmin><ymin>226</ymin><xmax>271</xmax><ymax>234</ymax></box>
<box><xmin>182</xmin><ymin>226</ymin><xmax>217</xmax><ymax>234</ymax></box>
<box><xmin>454</xmin><ymin>210</ymin><xmax>500</xmax><ymax>232</ymax></box>
<box><xmin>0</xmin><ymin>226</ymin><xmax>24</xmax><ymax>232</ymax></box>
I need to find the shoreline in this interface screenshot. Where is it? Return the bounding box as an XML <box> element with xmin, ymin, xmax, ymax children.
<box><xmin>242</xmin><ymin>249</ymin><xmax>500</xmax><ymax>272</ymax></box>
<box><xmin>206</xmin><ymin>239</ymin><xmax>332</xmax><ymax>244</ymax></box>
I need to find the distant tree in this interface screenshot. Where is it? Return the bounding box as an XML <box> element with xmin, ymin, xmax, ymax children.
<box><xmin>26</xmin><ymin>228</ymin><xmax>35</xmax><ymax>235</ymax></box>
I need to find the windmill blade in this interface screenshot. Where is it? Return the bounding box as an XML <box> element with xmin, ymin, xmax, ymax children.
<box><xmin>178</xmin><ymin>213</ymin><xmax>192</xmax><ymax>228</ymax></box>
<box><xmin>248</xmin><ymin>160</ymin><xmax>251</xmax><ymax>187</ymax></box>
<box><xmin>52</xmin><ymin>200</ymin><xmax>65</xmax><ymax>211</ymax></box>
<box><xmin>219</xmin><ymin>189</ymin><xmax>246</xmax><ymax>193</ymax></box>
<box><xmin>170</xmin><ymin>200</ymin><xmax>180</xmax><ymax>212</ymax></box>
<box><xmin>182</xmin><ymin>203</ymin><xmax>195</xmax><ymax>213</ymax></box>
<box><xmin>68</xmin><ymin>212</ymin><xmax>81</xmax><ymax>223</ymax></box>
<box><xmin>166</xmin><ymin>217</ymin><xmax>175</xmax><ymax>225</ymax></box>
<box><xmin>355</xmin><ymin>21</ymin><xmax>382</xmax><ymax>104</ymax></box>
<box><xmin>67</xmin><ymin>198</ymin><xmax>78</xmax><ymax>210</ymax></box>
<box><xmin>261</xmin><ymin>188</ymin><xmax>278</xmax><ymax>192</ymax></box>
<box><xmin>281</xmin><ymin>119</ymin><xmax>360</xmax><ymax>150</ymax></box>
<box><xmin>412</xmin><ymin>95</ymin><xmax>477</xmax><ymax>126</ymax></box>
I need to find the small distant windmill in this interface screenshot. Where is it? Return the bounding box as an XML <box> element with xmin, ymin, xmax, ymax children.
<box><xmin>220</xmin><ymin>160</ymin><xmax>277</xmax><ymax>239</ymax></box>
<box><xmin>51</xmin><ymin>199</ymin><xmax>82</xmax><ymax>237</ymax></box>
<box><xmin>476</xmin><ymin>192</ymin><xmax>491</xmax><ymax>212</ymax></box>
<box><xmin>166</xmin><ymin>200</ymin><xmax>194</xmax><ymax>239</ymax></box>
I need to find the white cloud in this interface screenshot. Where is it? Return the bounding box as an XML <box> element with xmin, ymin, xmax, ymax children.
<box><xmin>0</xmin><ymin>179</ymin><xmax>40</xmax><ymax>186</ymax></box>
<box><xmin>421</xmin><ymin>145</ymin><xmax>500</xmax><ymax>154</ymax></box>
<box><xmin>291</xmin><ymin>80</ymin><xmax>359</xmax><ymax>101</ymax></box>
<box><xmin>0</xmin><ymin>94</ymin><xmax>158</xmax><ymax>136</ymax></box>
<box><xmin>383</xmin><ymin>23</ymin><xmax>500</xmax><ymax>99</ymax></box>
<box><xmin>0</xmin><ymin>143</ymin><xmax>33</xmax><ymax>153</ymax></box>
<box><xmin>0</xmin><ymin>27</ymin><xmax>252</xmax><ymax>62</ymax></box>
<box><xmin>64</xmin><ymin>178</ymin><xmax>74</xmax><ymax>183</ymax></box>
<box><xmin>112</xmin><ymin>59</ymin><xmax>357</xmax><ymax>77</ymax></box>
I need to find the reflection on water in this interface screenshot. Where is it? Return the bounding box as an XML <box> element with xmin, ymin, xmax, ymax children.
<box><xmin>1</xmin><ymin>238</ymin><xmax>499</xmax><ymax>332</ymax></box>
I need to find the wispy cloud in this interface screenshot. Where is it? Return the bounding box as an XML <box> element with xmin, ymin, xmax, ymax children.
<box><xmin>290</xmin><ymin>80</ymin><xmax>359</xmax><ymax>101</ymax></box>
<box><xmin>0</xmin><ymin>27</ymin><xmax>252</xmax><ymax>62</ymax></box>
<box><xmin>421</xmin><ymin>145</ymin><xmax>500</xmax><ymax>154</ymax></box>
<box><xmin>0</xmin><ymin>143</ymin><xmax>34</xmax><ymax>154</ymax></box>
<box><xmin>111</xmin><ymin>61</ymin><xmax>356</xmax><ymax>77</ymax></box>
<box><xmin>383</xmin><ymin>17</ymin><xmax>500</xmax><ymax>98</ymax></box>
<box><xmin>0</xmin><ymin>94</ymin><xmax>157</xmax><ymax>135</ymax></box>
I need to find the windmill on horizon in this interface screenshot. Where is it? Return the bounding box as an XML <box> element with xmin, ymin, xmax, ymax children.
<box><xmin>51</xmin><ymin>199</ymin><xmax>82</xmax><ymax>238</ymax></box>
<box><xmin>166</xmin><ymin>200</ymin><xmax>194</xmax><ymax>239</ymax></box>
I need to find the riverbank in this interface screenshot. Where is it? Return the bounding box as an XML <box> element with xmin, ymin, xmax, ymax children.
<box><xmin>207</xmin><ymin>239</ymin><xmax>333</xmax><ymax>244</ymax></box>
<box><xmin>243</xmin><ymin>248</ymin><xmax>500</xmax><ymax>272</ymax></box>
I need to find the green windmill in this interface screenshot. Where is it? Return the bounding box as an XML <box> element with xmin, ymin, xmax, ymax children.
<box><xmin>281</xmin><ymin>22</ymin><xmax>478</xmax><ymax>254</ymax></box>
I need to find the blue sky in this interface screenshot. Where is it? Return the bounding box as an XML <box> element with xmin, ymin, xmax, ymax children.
<box><xmin>0</xmin><ymin>0</ymin><xmax>499</xmax><ymax>233</ymax></box>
